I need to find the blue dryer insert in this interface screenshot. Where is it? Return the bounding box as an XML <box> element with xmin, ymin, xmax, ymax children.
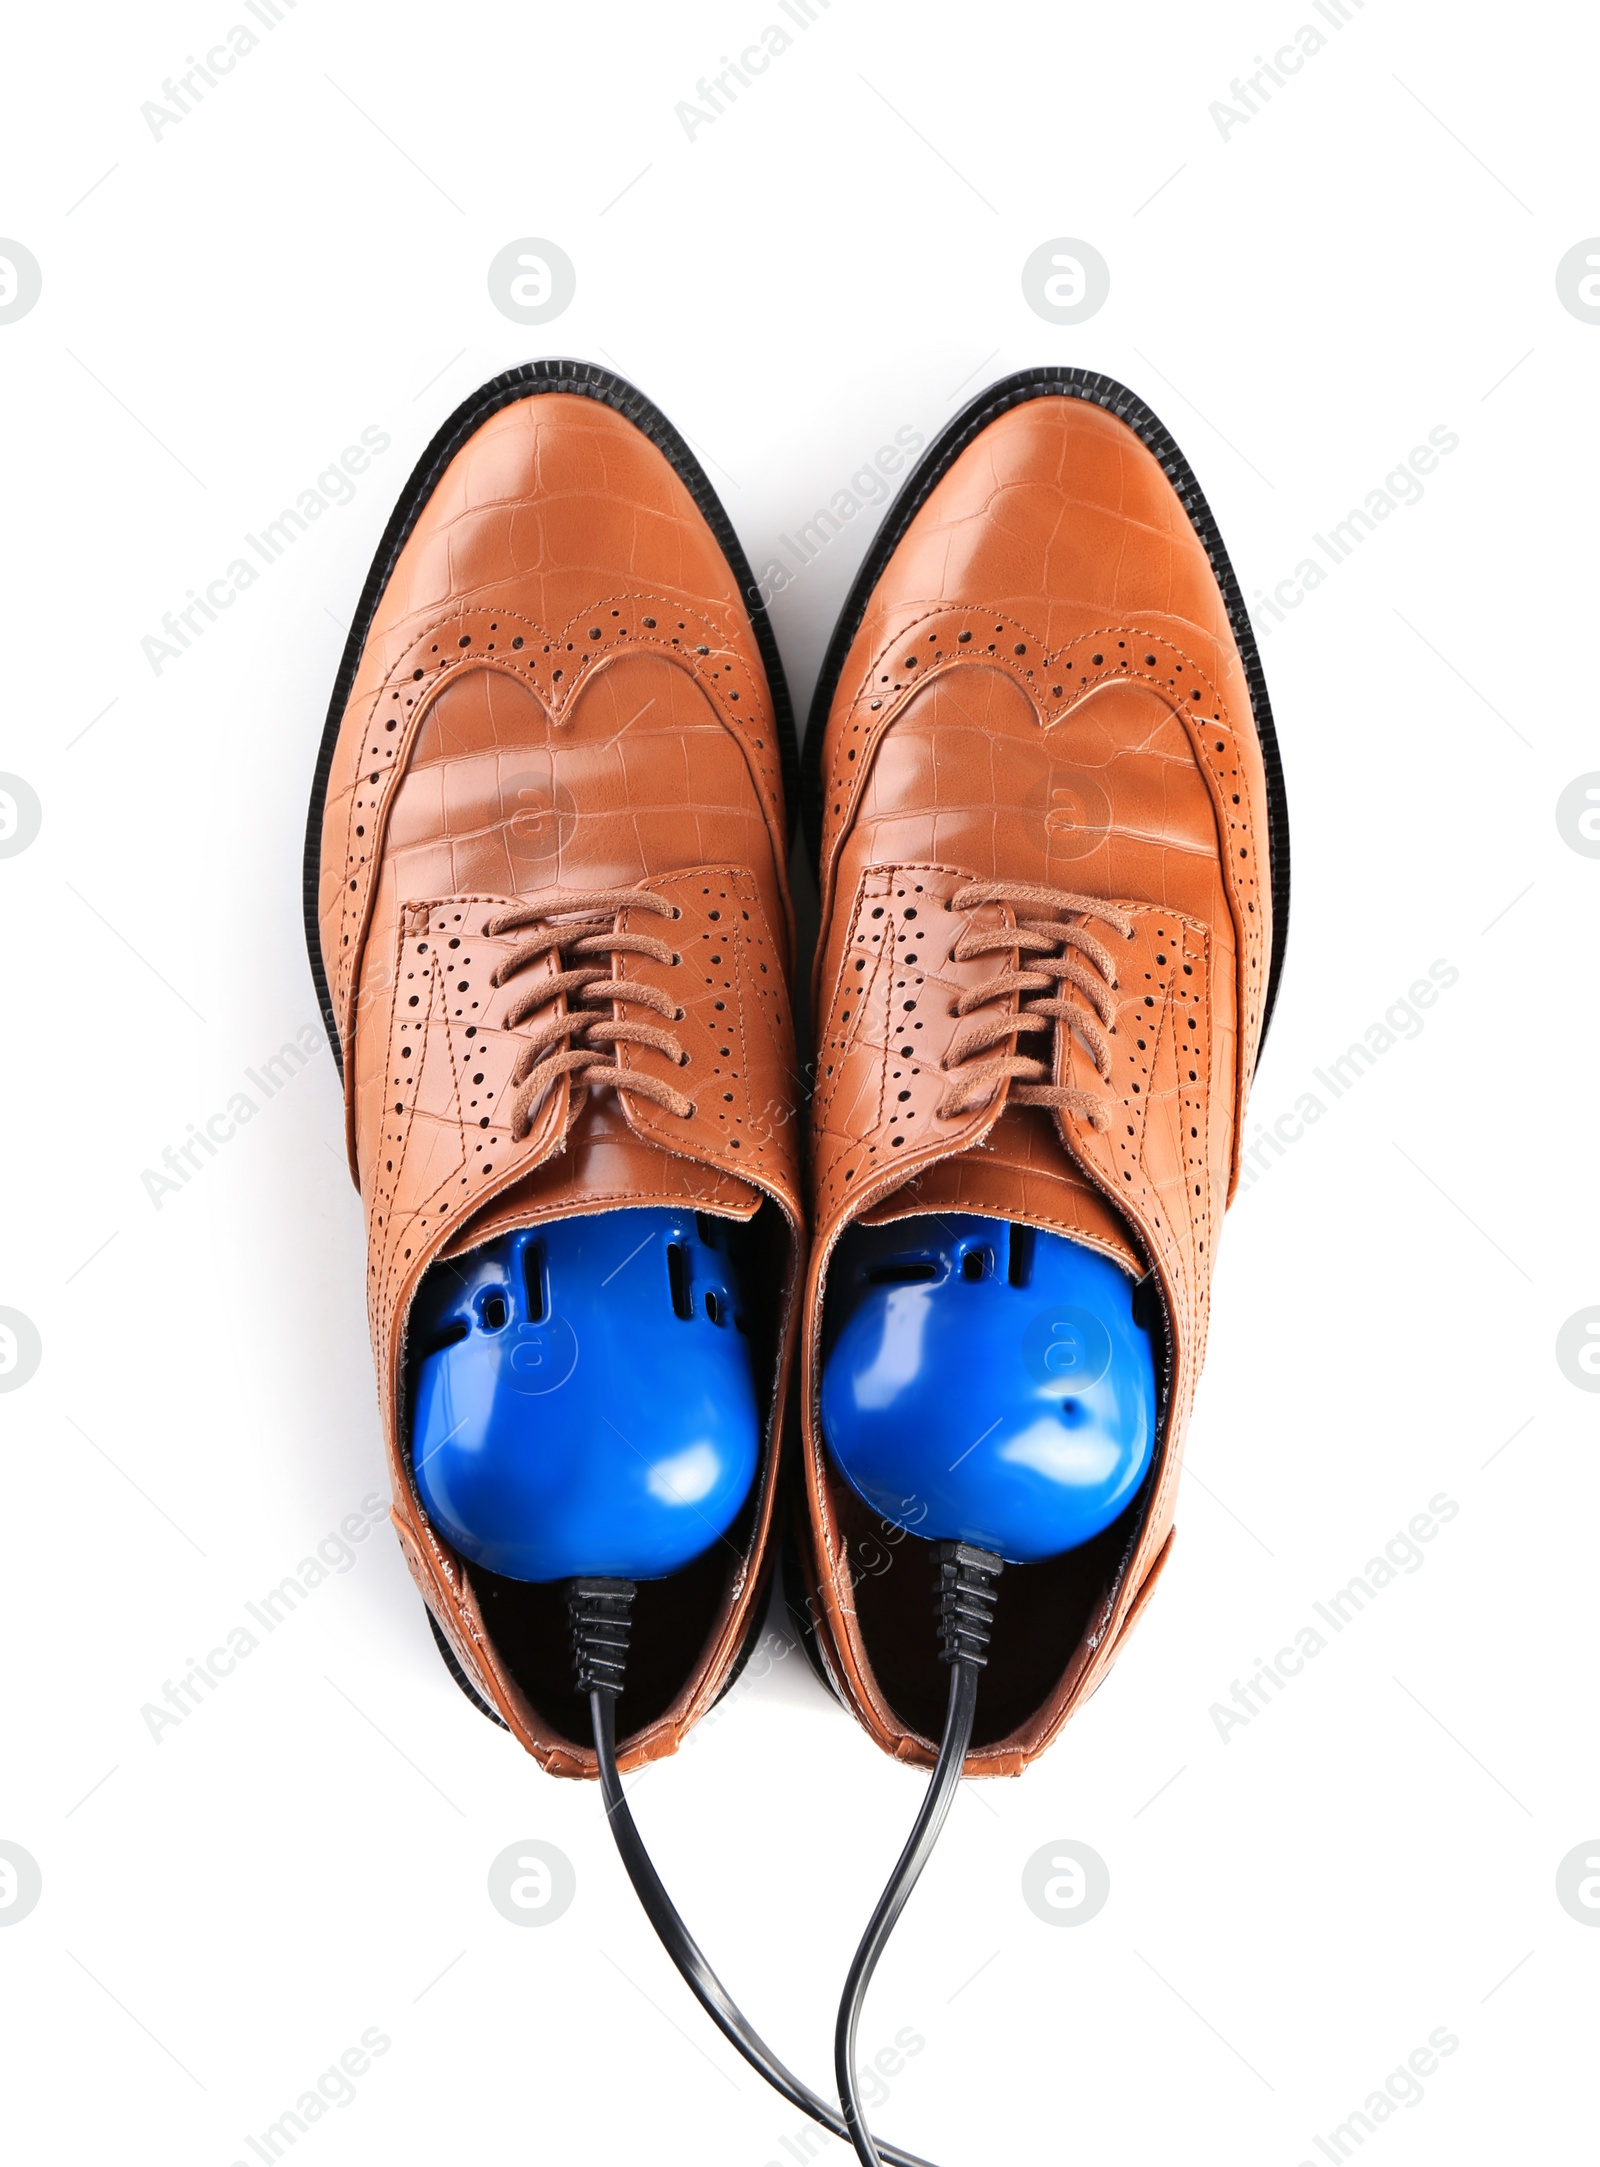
<box><xmin>821</xmin><ymin>1214</ymin><xmax>1157</xmax><ymax>1563</ymax></box>
<box><xmin>409</xmin><ymin>1208</ymin><xmax>760</xmax><ymax>1583</ymax></box>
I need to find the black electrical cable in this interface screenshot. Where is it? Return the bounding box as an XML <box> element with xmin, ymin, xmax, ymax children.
<box><xmin>834</xmin><ymin>1543</ymin><xmax>1004</xmax><ymax>2167</ymax></box>
<box><xmin>569</xmin><ymin>1578</ymin><xmax>944</xmax><ymax>2167</ymax></box>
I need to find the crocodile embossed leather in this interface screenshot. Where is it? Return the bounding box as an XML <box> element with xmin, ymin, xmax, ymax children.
<box><xmin>795</xmin><ymin>373</ymin><xmax>1288</xmax><ymax>1776</ymax></box>
<box><xmin>306</xmin><ymin>365</ymin><xmax>804</xmax><ymax>1778</ymax></box>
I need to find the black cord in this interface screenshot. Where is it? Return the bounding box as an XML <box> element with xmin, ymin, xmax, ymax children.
<box><xmin>834</xmin><ymin>1543</ymin><xmax>1004</xmax><ymax>2167</ymax></box>
<box><xmin>569</xmin><ymin>1579</ymin><xmax>944</xmax><ymax>2167</ymax></box>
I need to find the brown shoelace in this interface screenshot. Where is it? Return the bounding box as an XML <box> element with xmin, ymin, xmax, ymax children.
<box><xmin>483</xmin><ymin>887</ymin><xmax>694</xmax><ymax>1140</ymax></box>
<box><xmin>937</xmin><ymin>879</ymin><xmax>1135</xmax><ymax>1129</ymax></box>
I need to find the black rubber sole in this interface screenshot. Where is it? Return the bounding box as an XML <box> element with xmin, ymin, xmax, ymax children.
<box><xmin>301</xmin><ymin>358</ymin><xmax>799</xmax><ymax>1080</ymax></box>
<box><xmin>301</xmin><ymin>361</ymin><xmax>797</xmax><ymax>1729</ymax></box>
<box><xmin>427</xmin><ymin>1610</ymin><xmax>508</xmax><ymax>1729</ymax></box>
<box><xmin>800</xmin><ymin>365</ymin><xmax>1291</xmax><ymax>1050</ymax></box>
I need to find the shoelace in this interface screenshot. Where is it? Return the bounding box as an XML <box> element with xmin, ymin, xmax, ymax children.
<box><xmin>482</xmin><ymin>887</ymin><xmax>694</xmax><ymax>1140</ymax></box>
<box><xmin>936</xmin><ymin>879</ymin><xmax>1135</xmax><ymax>1130</ymax></box>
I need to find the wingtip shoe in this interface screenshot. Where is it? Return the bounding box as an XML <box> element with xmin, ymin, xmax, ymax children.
<box><xmin>795</xmin><ymin>368</ymin><xmax>1289</xmax><ymax>1773</ymax></box>
<box><xmin>306</xmin><ymin>361</ymin><xmax>805</xmax><ymax>1776</ymax></box>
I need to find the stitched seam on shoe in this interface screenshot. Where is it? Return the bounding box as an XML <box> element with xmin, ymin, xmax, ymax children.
<box><xmin>333</xmin><ymin>600</ymin><xmax>775</xmax><ymax>1044</ymax></box>
<box><xmin>817</xmin><ymin>614</ymin><xmax>1259</xmax><ymax>1155</ymax></box>
<box><xmin>372</xmin><ymin>904</ymin><xmax>433</xmax><ymax>1378</ymax></box>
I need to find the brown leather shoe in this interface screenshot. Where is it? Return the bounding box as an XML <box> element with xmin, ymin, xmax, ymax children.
<box><xmin>794</xmin><ymin>369</ymin><xmax>1289</xmax><ymax>1774</ymax></box>
<box><xmin>304</xmin><ymin>363</ymin><xmax>804</xmax><ymax>1777</ymax></box>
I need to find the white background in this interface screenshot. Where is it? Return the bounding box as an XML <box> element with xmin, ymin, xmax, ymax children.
<box><xmin>1</xmin><ymin>2</ymin><xmax>1596</xmax><ymax>2162</ymax></box>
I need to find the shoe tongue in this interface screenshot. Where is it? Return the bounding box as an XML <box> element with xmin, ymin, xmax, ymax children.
<box><xmin>438</xmin><ymin>1093</ymin><xmax>762</xmax><ymax>1260</ymax></box>
<box><xmin>857</xmin><ymin>1105</ymin><xmax>1146</xmax><ymax>1279</ymax></box>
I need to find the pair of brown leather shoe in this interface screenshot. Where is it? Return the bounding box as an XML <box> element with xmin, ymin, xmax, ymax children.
<box><xmin>306</xmin><ymin>359</ymin><xmax>1287</xmax><ymax>1782</ymax></box>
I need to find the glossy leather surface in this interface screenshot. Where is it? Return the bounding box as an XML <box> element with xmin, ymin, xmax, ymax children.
<box><xmin>799</xmin><ymin>390</ymin><xmax>1274</xmax><ymax>1774</ymax></box>
<box><xmin>313</xmin><ymin>384</ymin><xmax>803</xmax><ymax>1776</ymax></box>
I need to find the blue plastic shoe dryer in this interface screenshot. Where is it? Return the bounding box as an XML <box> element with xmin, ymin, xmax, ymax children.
<box><xmin>820</xmin><ymin>1213</ymin><xmax>1158</xmax><ymax>1563</ymax></box>
<box><xmin>408</xmin><ymin>1208</ymin><xmax>759</xmax><ymax>1583</ymax></box>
